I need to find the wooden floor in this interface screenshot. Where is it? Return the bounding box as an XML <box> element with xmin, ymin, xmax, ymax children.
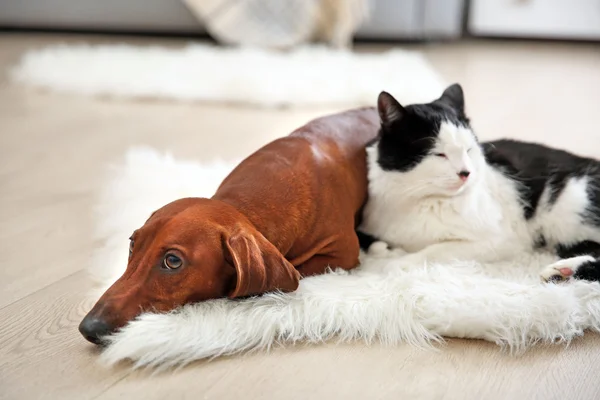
<box><xmin>1</xmin><ymin>33</ymin><xmax>600</xmax><ymax>400</ymax></box>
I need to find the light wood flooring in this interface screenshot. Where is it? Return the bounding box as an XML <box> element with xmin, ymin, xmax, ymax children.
<box><xmin>1</xmin><ymin>33</ymin><xmax>599</xmax><ymax>400</ymax></box>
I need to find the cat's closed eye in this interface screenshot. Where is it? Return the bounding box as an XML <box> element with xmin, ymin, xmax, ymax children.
<box><xmin>433</xmin><ymin>153</ymin><xmax>447</xmax><ymax>158</ymax></box>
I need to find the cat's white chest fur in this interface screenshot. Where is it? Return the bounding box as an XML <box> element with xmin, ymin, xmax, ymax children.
<box><xmin>362</xmin><ymin>189</ymin><xmax>500</xmax><ymax>252</ymax></box>
<box><xmin>360</xmin><ymin>145</ymin><xmax>532</xmax><ymax>259</ymax></box>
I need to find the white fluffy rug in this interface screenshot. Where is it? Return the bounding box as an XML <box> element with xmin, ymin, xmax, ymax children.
<box><xmin>92</xmin><ymin>147</ymin><xmax>600</xmax><ymax>370</ymax></box>
<box><xmin>11</xmin><ymin>43</ymin><xmax>444</xmax><ymax>107</ymax></box>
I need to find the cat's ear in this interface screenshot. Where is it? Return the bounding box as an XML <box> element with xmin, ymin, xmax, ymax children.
<box><xmin>377</xmin><ymin>91</ymin><xmax>405</xmax><ymax>125</ymax></box>
<box><xmin>438</xmin><ymin>83</ymin><xmax>465</xmax><ymax>114</ymax></box>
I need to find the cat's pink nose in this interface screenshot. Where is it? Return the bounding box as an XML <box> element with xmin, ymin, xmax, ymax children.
<box><xmin>458</xmin><ymin>170</ymin><xmax>470</xmax><ymax>181</ymax></box>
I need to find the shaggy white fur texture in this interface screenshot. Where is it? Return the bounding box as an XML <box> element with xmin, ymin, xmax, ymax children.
<box><xmin>10</xmin><ymin>43</ymin><xmax>444</xmax><ymax>108</ymax></box>
<box><xmin>92</xmin><ymin>148</ymin><xmax>600</xmax><ymax>370</ymax></box>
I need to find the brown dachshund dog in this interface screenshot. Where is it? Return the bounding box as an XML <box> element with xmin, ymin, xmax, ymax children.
<box><xmin>79</xmin><ymin>107</ymin><xmax>379</xmax><ymax>344</ymax></box>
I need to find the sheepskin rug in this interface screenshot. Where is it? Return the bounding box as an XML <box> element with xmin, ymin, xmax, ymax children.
<box><xmin>91</xmin><ymin>147</ymin><xmax>600</xmax><ymax>370</ymax></box>
<box><xmin>10</xmin><ymin>43</ymin><xmax>443</xmax><ymax>107</ymax></box>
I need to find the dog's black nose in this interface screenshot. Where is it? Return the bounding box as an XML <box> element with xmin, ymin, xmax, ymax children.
<box><xmin>79</xmin><ymin>315</ymin><xmax>111</xmax><ymax>345</ymax></box>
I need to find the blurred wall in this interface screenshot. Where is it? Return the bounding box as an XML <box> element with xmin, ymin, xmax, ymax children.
<box><xmin>0</xmin><ymin>0</ymin><xmax>465</xmax><ymax>40</ymax></box>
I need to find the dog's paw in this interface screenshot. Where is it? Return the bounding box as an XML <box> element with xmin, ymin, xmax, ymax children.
<box><xmin>540</xmin><ymin>255</ymin><xmax>595</xmax><ymax>283</ymax></box>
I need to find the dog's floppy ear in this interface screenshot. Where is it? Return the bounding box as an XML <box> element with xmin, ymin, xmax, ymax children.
<box><xmin>225</xmin><ymin>226</ymin><xmax>300</xmax><ymax>298</ymax></box>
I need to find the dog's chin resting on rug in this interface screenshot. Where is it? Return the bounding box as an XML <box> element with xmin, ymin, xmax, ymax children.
<box><xmin>91</xmin><ymin>147</ymin><xmax>600</xmax><ymax>370</ymax></box>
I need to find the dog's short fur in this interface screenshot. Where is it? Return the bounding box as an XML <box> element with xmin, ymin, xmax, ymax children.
<box><xmin>79</xmin><ymin>107</ymin><xmax>379</xmax><ymax>344</ymax></box>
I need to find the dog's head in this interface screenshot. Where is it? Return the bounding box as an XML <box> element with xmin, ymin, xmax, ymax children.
<box><xmin>79</xmin><ymin>197</ymin><xmax>300</xmax><ymax>345</ymax></box>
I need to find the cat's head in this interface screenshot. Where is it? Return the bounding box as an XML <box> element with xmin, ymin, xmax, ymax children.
<box><xmin>374</xmin><ymin>83</ymin><xmax>484</xmax><ymax>198</ymax></box>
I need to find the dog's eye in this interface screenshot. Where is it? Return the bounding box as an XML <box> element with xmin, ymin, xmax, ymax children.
<box><xmin>129</xmin><ymin>240</ymin><xmax>134</xmax><ymax>257</ymax></box>
<box><xmin>433</xmin><ymin>153</ymin><xmax>447</xmax><ymax>158</ymax></box>
<box><xmin>163</xmin><ymin>253</ymin><xmax>183</xmax><ymax>270</ymax></box>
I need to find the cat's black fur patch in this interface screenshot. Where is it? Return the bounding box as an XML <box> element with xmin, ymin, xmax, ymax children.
<box><xmin>481</xmin><ymin>139</ymin><xmax>600</xmax><ymax>221</ymax></box>
<box><xmin>376</xmin><ymin>85</ymin><xmax>470</xmax><ymax>173</ymax></box>
<box><xmin>557</xmin><ymin>241</ymin><xmax>600</xmax><ymax>259</ymax></box>
<box><xmin>573</xmin><ymin>260</ymin><xmax>600</xmax><ymax>281</ymax></box>
<box><xmin>588</xmin><ymin>183</ymin><xmax>600</xmax><ymax>226</ymax></box>
<box><xmin>533</xmin><ymin>234</ymin><xmax>547</xmax><ymax>249</ymax></box>
<box><xmin>376</xmin><ymin>107</ymin><xmax>440</xmax><ymax>172</ymax></box>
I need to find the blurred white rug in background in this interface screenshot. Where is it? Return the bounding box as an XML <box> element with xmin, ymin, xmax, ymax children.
<box><xmin>11</xmin><ymin>43</ymin><xmax>444</xmax><ymax>108</ymax></box>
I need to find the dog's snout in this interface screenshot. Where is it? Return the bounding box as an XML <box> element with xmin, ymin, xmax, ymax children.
<box><xmin>79</xmin><ymin>315</ymin><xmax>112</xmax><ymax>345</ymax></box>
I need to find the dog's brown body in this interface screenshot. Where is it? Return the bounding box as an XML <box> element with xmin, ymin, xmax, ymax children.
<box><xmin>79</xmin><ymin>107</ymin><xmax>379</xmax><ymax>344</ymax></box>
<box><xmin>215</xmin><ymin>107</ymin><xmax>378</xmax><ymax>275</ymax></box>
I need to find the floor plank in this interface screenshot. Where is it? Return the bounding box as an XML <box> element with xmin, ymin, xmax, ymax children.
<box><xmin>0</xmin><ymin>272</ymin><xmax>131</xmax><ymax>400</ymax></box>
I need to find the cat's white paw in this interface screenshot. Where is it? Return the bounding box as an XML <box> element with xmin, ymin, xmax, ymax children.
<box><xmin>367</xmin><ymin>241</ymin><xmax>407</xmax><ymax>258</ymax></box>
<box><xmin>368</xmin><ymin>241</ymin><xmax>390</xmax><ymax>256</ymax></box>
<box><xmin>540</xmin><ymin>255</ymin><xmax>595</xmax><ymax>283</ymax></box>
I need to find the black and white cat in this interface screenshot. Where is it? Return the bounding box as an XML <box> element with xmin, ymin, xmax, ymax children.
<box><xmin>357</xmin><ymin>84</ymin><xmax>600</xmax><ymax>282</ymax></box>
